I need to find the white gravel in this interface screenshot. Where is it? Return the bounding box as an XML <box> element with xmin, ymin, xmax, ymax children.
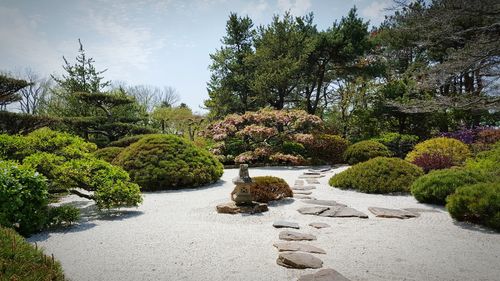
<box><xmin>29</xmin><ymin>166</ymin><xmax>500</xmax><ymax>281</ymax></box>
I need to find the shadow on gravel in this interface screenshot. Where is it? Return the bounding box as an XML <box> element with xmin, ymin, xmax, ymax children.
<box><xmin>268</xmin><ymin>198</ymin><xmax>295</xmax><ymax>207</ymax></box>
<box><xmin>143</xmin><ymin>179</ymin><xmax>228</xmax><ymax>194</ymax></box>
<box><xmin>453</xmin><ymin>221</ymin><xmax>498</xmax><ymax>234</ymax></box>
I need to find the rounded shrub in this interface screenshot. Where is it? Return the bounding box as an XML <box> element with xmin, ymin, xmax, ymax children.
<box><xmin>0</xmin><ymin>161</ymin><xmax>49</xmax><ymax>236</ymax></box>
<box><xmin>411</xmin><ymin>153</ymin><xmax>455</xmax><ymax>173</ymax></box>
<box><xmin>446</xmin><ymin>181</ymin><xmax>500</xmax><ymax>231</ymax></box>
<box><xmin>405</xmin><ymin>137</ymin><xmax>471</xmax><ymax>167</ymax></box>
<box><xmin>372</xmin><ymin>132</ymin><xmax>419</xmax><ymax>158</ymax></box>
<box><xmin>113</xmin><ymin>134</ymin><xmax>223</xmax><ymax>190</ymax></box>
<box><xmin>250</xmin><ymin>176</ymin><xmax>293</xmax><ymax>203</ymax></box>
<box><xmin>306</xmin><ymin>134</ymin><xmax>349</xmax><ymax>164</ymax></box>
<box><xmin>329</xmin><ymin>157</ymin><xmax>424</xmax><ymax>193</ymax></box>
<box><xmin>411</xmin><ymin>168</ymin><xmax>482</xmax><ymax>205</ymax></box>
<box><xmin>93</xmin><ymin>147</ymin><xmax>124</xmax><ymax>163</ymax></box>
<box><xmin>343</xmin><ymin>140</ymin><xmax>391</xmax><ymax>165</ymax></box>
<box><xmin>108</xmin><ymin>134</ymin><xmax>151</xmax><ymax>148</ymax></box>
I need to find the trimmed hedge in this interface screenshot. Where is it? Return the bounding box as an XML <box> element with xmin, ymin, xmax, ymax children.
<box><xmin>411</xmin><ymin>169</ymin><xmax>482</xmax><ymax>205</ymax></box>
<box><xmin>306</xmin><ymin>134</ymin><xmax>349</xmax><ymax>164</ymax></box>
<box><xmin>93</xmin><ymin>147</ymin><xmax>124</xmax><ymax>163</ymax></box>
<box><xmin>108</xmin><ymin>134</ymin><xmax>152</xmax><ymax>148</ymax></box>
<box><xmin>446</xmin><ymin>182</ymin><xmax>500</xmax><ymax>231</ymax></box>
<box><xmin>0</xmin><ymin>226</ymin><xmax>65</xmax><ymax>280</ymax></box>
<box><xmin>329</xmin><ymin>157</ymin><xmax>424</xmax><ymax>193</ymax></box>
<box><xmin>343</xmin><ymin>140</ymin><xmax>391</xmax><ymax>165</ymax></box>
<box><xmin>250</xmin><ymin>176</ymin><xmax>293</xmax><ymax>203</ymax></box>
<box><xmin>372</xmin><ymin>132</ymin><xmax>419</xmax><ymax>158</ymax></box>
<box><xmin>406</xmin><ymin>137</ymin><xmax>471</xmax><ymax>167</ymax></box>
<box><xmin>113</xmin><ymin>134</ymin><xmax>223</xmax><ymax>190</ymax></box>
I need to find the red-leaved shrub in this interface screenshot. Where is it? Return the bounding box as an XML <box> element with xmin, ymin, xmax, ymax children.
<box><xmin>412</xmin><ymin>153</ymin><xmax>454</xmax><ymax>173</ymax></box>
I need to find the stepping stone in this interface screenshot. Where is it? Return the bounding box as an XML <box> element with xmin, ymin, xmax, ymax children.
<box><xmin>309</xmin><ymin>222</ymin><xmax>331</xmax><ymax>229</ymax></box>
<box><xmin>273</xmin><ymin>221</ymin><xmax>300</xmax><ymax>229</ymax></box>
<box><xmin>304</xmin><ymin>171</ymin><xmax>321</xmax><ymax>175</ymax></box>
<box><xmin>403</xmin><ymin>208</ymin><xmax>440</xmax><ymax>213</ymax></box>
<box><xmin>298</xmin><ymin>206</ymin><xmax>329</xmax><ymax>215</ymax></box>
<box><xmin>302</xmin><ymin>199</ymin><xmax>347</xmax><ymax>208</ymax></box>
<box><xmin>279</xmin><ymin>230</ymin><xmax>317</xmax><ymax>241</ymax></box>
<box><xmin>293</xmin><ymin>185</ymin><xmax>316</xmax><ymax>191</ymax></box>
<box><xmin>295</xmin><ymin>195</ymin><xmax>316</xmax><ymax>200</ymax></box>
<box><xmin>320</xmin><ymin>207</ymin><xmax>368</xmax><ymax>218</ymax></box>
<box><xmin>306</xmin><ymin>179</ymin><xmax>320</xmax><ymax>184</ymax></box>
<box><xmin>299</xmin><ymin>175</ymin><xmax>325</xmax><ymax>179</ymax></box>
<box><xmin>368</xmin><ymin>207</ymin><xmax>419</xmax><ymax>219</ymax></box>
<box><xmin>298</xmin><ymin>268</ymin><xmax>351</xmax><ymax>281</ymax></box>
<box><xmin>295</xmin><ymin>180</ymin><xmax>305</xmax><ymax>186</ymax></box>
<box><xmin>309</xmin><ymin>167</ymin><xmax>331</xmax><ymax>173</ymax></box>
<box><xmin>216</xmin><ymin>201</ymin><xmax>268</xmax><ymax>214</ymax></box>
<box><xmin>294</xmin><ymin>191</ymin><xmax>312</xmax><ymax>195</ymax></box>
<box><xmin>273</xmin><ymin>242</ymin><xmax>326</xmax><ymax>254</ymax></box>
<box><xmin>277</xmin><ymin>252</ymin><xmax>323</xmax><ymax>269</ymax></box>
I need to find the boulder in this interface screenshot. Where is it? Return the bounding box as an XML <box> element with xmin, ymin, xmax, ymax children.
<box><xmin>216</xmin><ymin>201</ymin><xmax>268</xmax><ymax>214</ymax></box>
<box><xmin>276</xmin><ymin>252</ymin><xmax>323</xmax><ymax>269</ymax></box>
<box><xmin>279</xmin><ymin>230</ymin><xmax>317</xmax><ymax>241</ymax></box>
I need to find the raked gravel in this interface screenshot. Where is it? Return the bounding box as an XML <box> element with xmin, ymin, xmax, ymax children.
<box><xmin>29</xmin><ymin>166</ymin><xmax>500</xmax><ymax>281</ymax></box>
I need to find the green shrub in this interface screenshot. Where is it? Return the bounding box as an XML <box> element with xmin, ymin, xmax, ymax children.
<box><xmin>0</xmin><ymin>226</ymin><xmax>65</xmax><ymax>280</ymax></box>
<box><xmin>281</xmin><ymin>141</ymin><xmax>306</xmax><ymax>156</ymax></box>
<box><xmin>23</xmin><ymin>127</ymin><xmax>97</xmax><ymax>158</ymax></box>
<box><xmin>48</xmin><ymin>205</ymin><xmax>80</xmax><ymax>227</ymax></box>
<box><xmin>250</xmin><ymin>176</ymin><xmax>293</xmax><ymax>203</ymax></box>
<box><xmin>411</xmin><ymin>168</ymin><xmax>482</xmax><ymax>205</ymax></box>
<box><xmin>93</xmin><ymin>147</ymin><xmax>124</xmax><ymax>163</ymax></box>
<box><xmin>0</xmin><ymin>134</ymin><xmax>27</xmax><ymax>160</ymax></box>
<box><xmin>343</xmin><ymin>140</ymin><xmax>391</xmax><ymax>165</ymax></box>
<box><xmin>329</xmin><ymin>157</ymin><xmax>424</xmax><ymax>193</ymax></box>
<box><xmin>465</xmin><ymin>142</ymin><xmax>500</xmax><ymax>179</ymax></box>
<box><xmin>406</xmin><ymin>137</ymin><xmax>471</xmax><ymax>166</ymax></box>
<box><xmin>446</xmin><ymin>182</ymin><xmax>500</xmax><ymax>231</ymax></box>
<box><xmin>113</xmin><ymin>134</ymin><xmax>223</xmax><ymax>190</ymax></box>
<box><xmin>306</xmin><ymin>134</ymin><xmax>350</xmax><ymax>164</ymax></box>
<box><xmin>108</xmin><ymin>134</ymin><xmax>151</xmax><ymax>147</ymax></box>
<box><xmin>0</xmin><ymin>161</ymin><xmax>49</xmax><ymax>236</ymax></box>
<box><xmin>372</xmin><ymin>132</ymin><xmax>419</xmax><ymax>158</ymax></box>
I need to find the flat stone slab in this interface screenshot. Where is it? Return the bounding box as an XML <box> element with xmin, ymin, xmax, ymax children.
<box><xmin>299</xmin><ymin>175</ymin><xmax>325</xmax><ymax>179</ymax></box>
<box><xmin>309</xmin><ymin>222</ymin><xmax>331</xmax><ymax>229</ymax></box>
<box><xmin>277</xmin><ymin>252</ymin><xmax>323</xmax><ymax>269</ymax></box>
<box><xmin>273</xmin><ymin>221</ymin><xmax>300</xmax><ymax>229</ymax></box>
<box><xmin>294</xmin><ymin>191</ymin><xmax>312</xmax><ymax>195</ymax></box>
<box><xmin>368</xmin><ymin>207</ymin><xmax>419</xmax><ymax>219</ymax></box>
<box><xmin>303</xmin><ymin>171</ymin><xmax>321</xmax><ymax>175</ymax></box>
<box><xmin>279</xmin><ymin>230</ymin><xmax>317</xmax><ymax>241</ymax></box>
<box><xmin>298</xmin><ymin>206</ymin><xmax>330</xmax><ymax>215</ymax></box>
<box><xmin>292</xmin><ymin>185</ymin><xmax>316</xmax><ymax>191</ymax></box>
<box><xmin>216</xmin><ymin>201</ymin><xmax>268</xmax><ymax>214</ymax></box>
<box><xmin>295</xmin><ymin>180</ymin><xmax>305</xmax><ymax>186</ymax></box>
<box><xmin>306</xmin><ymin>179</ymin><xmax>320</xmax><ymax>184</ymax></box>
<box><xmin>273</xmin><ymin>242</ymin><xmax>326</xmax><ymax>254</ymax></box>
<box><xmin>302</xmin><ymin>199</ymin><xmax>347</xmax><ymax>208</ymax></box>
<box><xmin>295</xmin><ymin>195</ymin><xmax>316</xmax><ymax>200</ymax></box>
<box><xmin>309</xmin><ymin>167</ymin><xmax>331</xmax><ymax>173</ymax></box>
<box><xmin>298</xmin><ymin>268</ymin><xmax>351</xmax><ymax>281</ymax></box>
<box><xmin>320</xmin><ymin>207</ymin><xmax>368</xmax><ymax>218</ymax></box>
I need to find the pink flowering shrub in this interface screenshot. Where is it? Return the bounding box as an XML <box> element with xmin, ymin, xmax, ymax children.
<box><xmin>269</xmin><ymin>153</ymin><xmax>306</xmax><ymax>165</ymax></box>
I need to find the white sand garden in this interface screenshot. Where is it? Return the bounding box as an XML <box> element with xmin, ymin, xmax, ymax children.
<box><xmin>29</xmin><ymin>166</ymin><xmax>500</xmax><ymax>281</ymax></box>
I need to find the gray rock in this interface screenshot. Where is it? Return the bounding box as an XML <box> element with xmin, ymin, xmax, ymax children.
<box><xmin>293</xmin><ymin>185</ymin><xmax>316</xmax><ymax>191</ymax></box>
<box><xmin>297</xmin><ymin>206</ymin><xmax>329</xmax><ymax>215</ymax></box>
<box><xmin>295</xmin><ymin>195</ymin><xmax>316</xmax><ymax>200</ymax></box>
<box><xmin>273</xmin><ymin>221</ymin><xmax>300</xmax><ymax>229</ymax></box>
<box><xmin>216</xmin><ymin>201</ymin><xmax>268</xmax><ymax>214</ymax></box>
<box><xmin>279</xmin><ymin>230</ymin><xmax>317</xmax><ymax>241</ymax></box>
<box><xmin>368</xmin><ymin>207</ymin><xmax>419</xmax><ymax>219</ymax></box>
<box><xmin>306</xmin><ymin>179</ymin><xmax>320</xmax><ymax>184</ymax></box>
<box><xmin>309</xmin><ymin>222</ymin><xmax>331</xmax><ymax>229</ymax></box>
<box><xmin>276</xmin><ymin>252</ymin><xmax>323</xmax><ymax>269</ymax></box>
<box><xmin>299</xmin><ymin>175</ymin><xmax>325</xmax><ymax>179</ymax></box>
<box><xmin>294</xmin><ymin>191</ymin><xmax>312</xmax><ymax>195</ymax></box>
<box><xmin>309</xmin><ymin>167</ymin><xmax>331</xmax><ymax>173</ymax></box>
<box><xmin>273</xmin><ymin>242</ymin><xmax>326</xmax><ymax>254</ymax></box>
<box><xmin>303</xmin><ymin>171</ymin><xmax>321</xmax><ymax>175</ymax></box>
<box><xmin>320</xmin><ymin>207</ymin><xmax>368</xmax><ymax>218</ymax></box>
<box><xmin>298</xmin><ymin>268</ymin><xmax>351</xmax><ymax>281</ymax></box>
<box><xmin>302</xmin><ymin>200</ymin><xmax>347</xmax><ymax>208</ymax></box>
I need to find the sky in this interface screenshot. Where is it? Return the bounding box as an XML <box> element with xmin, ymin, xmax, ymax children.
<box><xmin>0</xmin><ymin>0</ymin><xmax>394</xmax><ymax>113</ymax></box>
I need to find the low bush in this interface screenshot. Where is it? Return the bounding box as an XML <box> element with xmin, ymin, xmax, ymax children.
<box><xmin>343</xmin><ymin>140</ymin><xmax>391</xmax><ymax>165</ymax></box>
<box><xmin>305</xmin><ymin>134</ymin><xmax>349</xmax><ymax>164</ymax></box>
<box><xmin>372</xmin><ymin>133</ymin><xmax>419</xmax><ymax>158</ymax></box>
<box><xmin>269</xmin><ymin>153</ymin><xmax>306</xmax><ymax>166</ymax></box>
<box><xmin>411</xmin><ymin>153</ymin><xmax>455</xmax><ymax>173</ymax></box>
<box><xmin>281</xmin><ymin>141</ymin><xmax>306</xmax><ymax>156</ymax></box>
<box><xmin>93</xmin><ymin>147</ymin><xmax>124</xmax><ymax>163</ymax></box>
<box><xmin>250</xmin><ymin>176</ymin><xmax>293</xmax><ymax>203</ymax></box>
<box><xmin>47</xmin><ymin>205</ymin><xmax>80</xmax><ymax>227</ymax></box>
<box><xmin>411</xmin><ymin>169</ymin><xmax>482</xmax><ymax>205</ymax></box>
<box><xmin>0</xmin><ymin>161</ymin><xmax>49</xmax><ymax>236</ymax></box>
<box><xmin>405</xmin><ymin>137</ymin><xmax>471</xmax><ymax>166</ymax></box>
<box><xmin>329</xmin><ymin>157</ymin><xmax>424</xmax><ymax>193</ymax></box>
<box><xmin>113</xmin><ymin>134</ymin><xmax>223</xmax><ymax>190</ymax></box>
<box><xmin>446</xmin><ymin>182</ymin><xmax>500</xmax><ymax>231</ymax></box>
<box><xmin>0</xmin><ymin>226</ymin><xmax>65</xmax><ymax>280</ymax></box>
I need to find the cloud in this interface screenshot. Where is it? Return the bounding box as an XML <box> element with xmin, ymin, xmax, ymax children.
<box><xmin>360</xmin><ymin>0</ymin><xmax>392</xmax><ymax>25</ymax></box>
<box><xmin>277</xmin><ymin>0</ymin><xmax>311</xmax><ymax>16</ymax></box>
<box><xmin>243</xmin><ymin>0</ymin><xmax>270</xmax><ymax>18</ymax></box>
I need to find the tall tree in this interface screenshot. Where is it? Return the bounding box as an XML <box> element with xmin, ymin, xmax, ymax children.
<box><xmin>17</xmin><ymin>69</ymin><xmax>52</xmax><ymax>114</ymax></box>
<box><xmin>0</xmin><ymin>74</ymin><xmax>29</xmax><ymax>110</ymax></box>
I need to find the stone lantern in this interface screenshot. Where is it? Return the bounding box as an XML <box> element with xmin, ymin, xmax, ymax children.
<box><xmin>231</xmin><ymin>164</ymin><xmax>253</xmax><ymax>205</ymax></box>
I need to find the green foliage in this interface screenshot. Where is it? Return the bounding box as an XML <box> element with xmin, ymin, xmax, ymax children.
<box><xmin>446</xmin><ymin>182</ymin><xmax>500</xmax><ymax>231</ymax></box>
<box><xmin>281</xmin><ymin>141</ymin><xmax>306</xmax><ymax>156</ymax></box>
<box><xmin>411</xmin><ymin>168</ymin><xmax>482</xmax><ymax>205</ymax></box>
<box><xmin>250</xmin><ymin>176</ymin><xmax>293</xmax><ymax>203</ymax></box>
<box><xmin>48</xmin><ymin>205</ymin><xmax>80</xmax><ymax>227</ymax></box>
<box><xmin>0</xmin><ymin>74</ymin><xmax>28</xmax><ymax>106</ymax></box>
<box><xmin>343</xmin><ymin>140</ymin><xmax>391</xmax><ymax>165</ymax></box>
<box><xmin>93</xmin><ymin>147</ymin><xmax>124</xmax><ymax>163</ymax></box>
<box><xmin>0</xmin><ymin>112</ymin><xmax>61</xmax><ymax>135</ymax></box>
<box><xmin>0</xmin><ymin>161</ymin><xmax>48</xmax><ymax>236</ymax></box>
<box><xmin>372</xmin><ymin>132</ymin><xmax>419</xmax><ymax>158</ymax></box>
<box><xmin>465</xmin><ymin>141</ymin><xmax>500</xmax><ymax>179</ymax></box>
<box><xmin>406</xmin><ymin>137</ymin><xmax>471</xmax><ymax>166</ymax></box>
<box><xmin>0</xmin><ymin>226</ymin><xmax>65</xmax><ymax>280</ymax></box>
<box><xmin>306</xmin><ymin>134</ymin><xmax>350</xmax><ymax>164</ymax></box>
<box><xmin>108</xmin><ymin>134</ymin><xmax>150</xmax><ymax>147</ymax></box>
<box><xmin>94</xmin><ymin>180</ymin><xmax>142</xmax><ymax>209</ymax></box>
<box><xmin>329</xmin><ymin>157</ymin><xmax>424</xmax><ymax>193</ymax></box>
<box><xmin>113</xmin><ymin>134</ymin><xmax>223</xmax><ymax>190</ymax></box>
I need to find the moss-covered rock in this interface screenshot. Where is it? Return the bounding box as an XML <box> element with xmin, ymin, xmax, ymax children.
<box><xmin>113</xmin><ymin>134</ymin><xmax>223</xmax><ymax>190</ymax></box>
<box><xmin>329</xmin><ymin>157</ymin><xmax>423</xmax><ymax>193</ymax></box>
